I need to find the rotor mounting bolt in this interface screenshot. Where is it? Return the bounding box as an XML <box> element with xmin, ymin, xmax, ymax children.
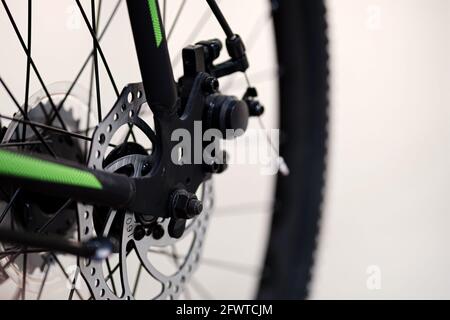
<box><xmin>133</xmin><ymin>225</ymin><xmax>146</xmax><ymax>241</ymax></box>
<box><xmin>152</xmin><ymin>224</ymin><xmax>165</xmax><ymax>240</ymax></box>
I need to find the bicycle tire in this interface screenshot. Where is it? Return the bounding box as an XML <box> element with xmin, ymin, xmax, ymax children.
<box><xmin>257</xmin><ymin>0</ymin><xmax>330</xmax><ymax>300</ymax></box>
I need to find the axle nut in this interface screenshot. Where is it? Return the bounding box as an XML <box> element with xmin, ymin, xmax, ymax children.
<box><xmin>171</xmin><ymin>190</ymin><xmax>203</xmax><ymax>220</ymax></box>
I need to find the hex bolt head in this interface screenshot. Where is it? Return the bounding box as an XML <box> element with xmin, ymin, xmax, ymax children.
<box><xmin>203</xmin><ymin>76</ymin><xmax>220</xmax><ymax>93</ymax></box>
<box><xmin>152</xmin><ymin>224</ymin><xmax>165</xmax><ymax>240</ymax></box>
<box><xmin>170</xmin><ymin>189</ymin><xmax>204</xmax><ymax>225</ymax></box>
<box><xmin>187</xmin><ymin>198</ymin><xmax>203</xmax><ymax>219</ymax></box>
<box><xmin>133</xmin><ymin>225</ymin><xmax>146</xmax><ymax>241</ymax></box>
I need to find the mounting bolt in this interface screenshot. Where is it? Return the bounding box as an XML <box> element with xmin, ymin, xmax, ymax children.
<box><xmin>187</xmin><ymin>198</ymin><xmax>203</xmax><ymax>218</ymax></box>
<box><xmin>203</xmin><ymin>76</ymin><xmax>220</xmax><ymax>94</ymax></box>
<box><xmin>170</xmin><ymin>190</ymin><xmax>204</xmax><ymax>220</ymax></box>
<box><xmin>133</xmin><ymin>225</ymin><xmax>146</xmax><ymax>241</ymax></box>
<box><xmin>152</xmin><ymin>224</ymin><xmax>165</xmax><ymax>240</ymax></box>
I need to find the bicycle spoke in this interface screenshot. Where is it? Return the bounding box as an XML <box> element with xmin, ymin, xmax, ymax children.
<box><xmin>106</xmin><ymin>258</ymin><xmax>117</xmax><ymax>295</ymax></box>
<box><xmin>149</xmin><ymin>249</ymin><xmax>258</xmax><ymax>276</ymax></box>
<box><xmin>0</xmin><ymin>189</ymin><xmax>20</xmax><ymax>225</ymax></box>
<box><xmin>37</xmin><ymin>199</ymin><xmax>73</xmax><ymax>233</ymax></box>
<box><xmin>37</xmin><ymin>263</ymin><xmax>50</xmax><ymax>300</ymax></box>
<box><xmin>38</xmin><ymin>102</ymin><xmax>50</xmax><ymax>122</ymax></box>
<box><xmin>0</xmin><ymin>78</ymin><xmax>57</xmax><ymax>157</ymax></box>
<box><xmin>0</xmin><ymin>114</ymin><xmax>85</xmax><ymax>141</ymax></box>
<box><xmin>172</xmin><ymin>0</ymin><xmax>221</xmax><ymax>68</ymax></box>
<box><xmin>98</xmin><ymin>209</ymin><xmax>119</xmax><ymax>295</ymax></box>
<box><xmin>0</xmin><ymin>114</ymin><xmax>117</xmax><ymax>148</ymax></box>
<box><xmin>122</xmin><ymin>124</ymin><xmax>138</xmax><ymax>144</ymax></box>
<box><xmin>75</xmin><ymin>0</ymin><xmax>119</xmax><ymax>97</ymax></box>
<box><xmin>91</xmin><ymin>0</ymin><xmax>102</xmax><ymax>123</ymax></box>
<box><xmin>221</xmin><ymin>10</ymin><xmax>272</xmax><ymax>91</ymax></box>
<box><xmin>51</xmin><ymin>253</ymin><xmax>83</xmax><ymax>300</ymax></box>
<box><xmin>57</xmin><ymin>0</ymin><xmax>123</xmax><ymax>121</ymax></box>
<box><xmin>104</xmin><ymin>250</ymin><xmax>130</xmax><ymax>282</ymax></box>
<box><xmin>162</xmin><ymin>0</ymin><xmax>167</xmax><ymax>27</ymax></box>
<box><xmin>21</xmin><ymin>252</ymin><xmax>27</xmax><ymax>299</ymax></box>
<box><xmin>0</xmin><ymin>249</ymin><xmax>48</xmax><ymax>259</ymax></box>
<box><xmin>104</xmin><ymin>262</ymin><xmax>120</xmax><ymax>283</ymax></box>
<box><xmin>1</xmin><ymin>0</ymin><xmax>67</xmax><ymax>131</ymax></box>
<box><xmin>68</xmin><ymin>264</ymin><xmax>80</xmax><ymax>300</ymax></box>
<box><xmin>93</xmin><ymin>0</ymin><xmax>103</xmax><ymax>124</ymax></box>
<box><xmin>0</xmin><ymin>140</ymin><xmax>53</xmax><ymax>149</ymax></box>
<box><xmin>75</xmin><ymin>126</ymin><xmax>97</xmax><ymax>135</ymax></box>
<box><xmin>85</xmin><ymin>63</ymin><xmax>95</xmax><ymax>161</ymax></box>
<box><xmin>0</xmin><ymin>240</ymin><xmax>46</xmax><ymax>270</ymax></box>
<box><xmin>102</xmin><ymin>209</ymin><xmax>117</xmax><ymax>237</ymax></box>
<box><xmin>132</xmin><ymin>264</ymin><xmax>142</xmax><ymax>296</ymax></box>
<box><xmin>222</xmin><ymin>67</ymin><xmax>279</xmax><ymax>91</ymax></box>
<box><xmin>94</xmin><ymin>0</ymin><xmax>103</xmax><ymax>31</ymax></box>
<box><xmin>21</xmin><ymin>0</ymin><xmax>32</xmax><ymax>145</ymax></box>
<box><xmin>166</xmin><ymin>0</ymin><xmax>187</xmax><ymax>41</ymax></box>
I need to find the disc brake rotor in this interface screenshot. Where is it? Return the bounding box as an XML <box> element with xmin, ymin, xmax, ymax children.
<box><xmin>79</xmin><ymin>83</ymin><xmax>214</xmax><ymax>300</ymax></box>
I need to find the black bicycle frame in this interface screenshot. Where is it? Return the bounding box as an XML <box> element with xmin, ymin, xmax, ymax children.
<box><xmin>127</xmin><ymin>0</ymin><xmax>177</xmax><ymax>115</ymax></box>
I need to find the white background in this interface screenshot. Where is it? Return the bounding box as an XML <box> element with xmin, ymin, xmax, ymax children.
<box><xmin>313</xmin><ymin>0</ymin><xmax>450</xmax><ymax>299</ymax></box>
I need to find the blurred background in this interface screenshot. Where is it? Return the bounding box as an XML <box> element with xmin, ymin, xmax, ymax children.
<box><xmin>0</xmin><ymin>0</ymin><xmax>449</xmax><ymax>299</ymax></box>
<box><xmin>313</xmin><ymin>0</ymin><xmax>450</xmax><ymax>299</ymax></box>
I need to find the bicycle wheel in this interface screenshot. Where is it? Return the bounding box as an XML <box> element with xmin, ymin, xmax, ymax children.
<box><xmin>258</xmin><ymin>0</ymin><xmax>330</xmax><ymax>299</ymax></box>
<box><xmin>0</xmin><ymin>0</ymin><xmax>329</xmax><ymax>300</ymax></box>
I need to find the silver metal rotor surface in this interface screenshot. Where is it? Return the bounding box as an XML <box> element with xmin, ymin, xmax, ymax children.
<box><xmin>78</xmin><ymin>83</ymin><xmax>214</xmax><ymax>300</ymax></box>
